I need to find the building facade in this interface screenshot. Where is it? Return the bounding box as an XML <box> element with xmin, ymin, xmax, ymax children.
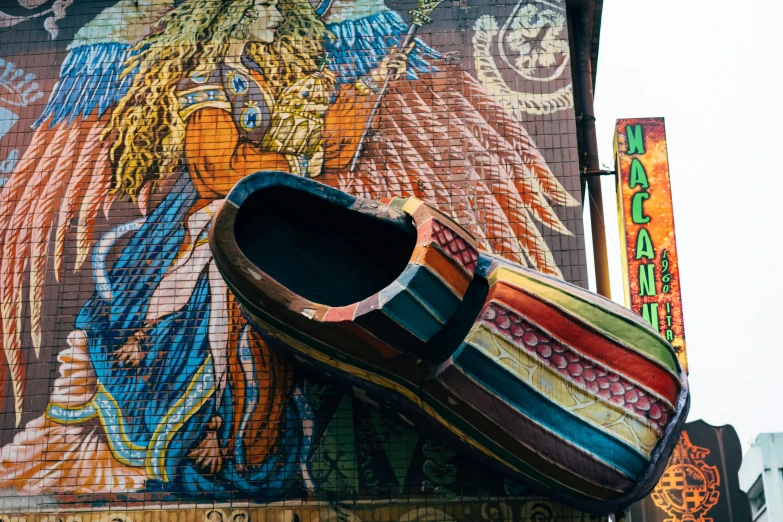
<box><xmin>740</xmin><ymin>433</ymin><xmax>783</xmax><ymax>522</ymax></box>
<box><xmin>0</xmin><ymin>0</ymin><xmax>684</xmax><ymax>521</ymax></box>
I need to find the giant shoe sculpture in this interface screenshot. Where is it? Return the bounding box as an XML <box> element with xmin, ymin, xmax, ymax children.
<box><xmin>209</xmin><ymin>171</ymin><xmax>690</xmax><ymax>514</ymax></box>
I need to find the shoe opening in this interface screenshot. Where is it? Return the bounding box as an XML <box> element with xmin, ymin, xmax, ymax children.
<box><xmin>234</xmin><ymin>186</ymin><xmax>417</xmax><ymax>307</ymax></box>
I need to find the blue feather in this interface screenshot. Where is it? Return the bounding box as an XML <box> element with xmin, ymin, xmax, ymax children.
<box><xmin>325</xmin><ymin>10</ymin><xmax>439</xmax><ymax>85</ymax></box>
<box><xmin>34</xmin><ymin>42</ymin><xmax>139</xmax><ymax>129</ymax></box>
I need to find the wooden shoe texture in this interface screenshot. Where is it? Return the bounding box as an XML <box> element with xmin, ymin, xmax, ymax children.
<box><xmin>209</xmin><ymin>172</ymin><xmax>689</xmax><ymax>514</ymax></box>
<box><xmin>435</xmin><ymin>261</ymin><xmax>689</xmax><ymax>511</ymax></box>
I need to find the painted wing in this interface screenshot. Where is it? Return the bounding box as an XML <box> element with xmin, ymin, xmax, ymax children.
<box><xmin>324</xmin><ymin>9</ymin><xmax>441</xmax><ymax>85</ymax></box>
<box><xmin>322</xmin><ymin>9</ymin><xmax>578</xmax><ymax>276</ymax></box>
<box><xmin>323</xmin><ymin>62</ymin><xmax>579</xmax><ymax>277</ymax></box>
<box><xmin>0</xmin><ymin>42</ymin><xmax>138</xmax><ymax>425</ymax></box>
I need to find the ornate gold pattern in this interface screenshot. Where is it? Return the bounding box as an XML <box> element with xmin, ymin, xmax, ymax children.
<box><xmin>262</xmin><ymin>67</ymin><xmax>332</xmax><ymax>176</ymax></box>
<box><xmin>651</xmin><ymin>432</ymin><xmax>720</xmax><ymax>522</ymax></box>
<box><xmin>354</xmin><ymin>78</ymin><xmax>376</xmax><ymax>96</ymax></box>
<box><xmin>177</xmin><ymin>85</ymin><xmax>231</xmax><ymax>120</ymax></box>
<box><xmin>410</xmin><ymin>0</ymin><xmax>445</xmax><ymax>26</ymax></box>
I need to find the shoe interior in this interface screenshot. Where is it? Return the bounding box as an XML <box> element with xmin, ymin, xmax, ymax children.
<box><xmin>234</xmin><ymin>186</ymin><xmax>417</xmax><ymax>307</ymax></box>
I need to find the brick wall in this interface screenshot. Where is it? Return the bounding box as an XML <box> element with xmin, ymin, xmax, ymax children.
<box><xmin>0</xmin><ymin>0</ymin><xmax>591</xmax><ymax>519</ymax></box>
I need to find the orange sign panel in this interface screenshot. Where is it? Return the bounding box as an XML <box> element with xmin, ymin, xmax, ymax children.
<box><xmin>615</xmin><ymin>118</ymin><xmax>687</xmax><ymax>372</ymax></box>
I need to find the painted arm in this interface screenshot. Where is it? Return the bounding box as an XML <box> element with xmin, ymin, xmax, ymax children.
<box><xmin>322</xmin><ymin>50</ymin><xmax>411</xmax><ymax>172</ymax></box>
<box><xmin>185</xmin><ymin>107</ymin><xmax>289</xmax><ymax>198</ymax></box>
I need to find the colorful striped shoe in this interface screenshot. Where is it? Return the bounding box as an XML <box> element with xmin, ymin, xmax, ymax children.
<box><xmin>209</xmin><ymin>171</ymin><xmax>689</xmax><ymax>514</ymax></box>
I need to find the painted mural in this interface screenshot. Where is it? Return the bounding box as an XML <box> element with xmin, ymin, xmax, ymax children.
<box><xmin>0</xmin><ymin>0</ymin><xmax>683</xmax><ymax>518</ymax></box>
<box><xmin>473</xmin><ymin>1</ymin><xmax>573</xmax><ymax>117</ymax></box>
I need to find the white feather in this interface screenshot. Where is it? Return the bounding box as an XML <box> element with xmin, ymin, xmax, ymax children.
<box><xmin>321</xmin><ymin>0</ymin><xmax>389</xmax><ymax>24</ymax></box>
<box><xmin>69</xmin><ymin>0</ymin><xmax>174</xmax><ymax>48</ymax></box>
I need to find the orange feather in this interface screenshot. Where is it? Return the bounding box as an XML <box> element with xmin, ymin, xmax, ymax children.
<box><xmin>75</xmin><ymin>142</ymin><xmax>111</xmax><ymax>271</ymax></box>
<box><xmin>456</xmin><ymin>66</ymin><xmax>579</xmax><ymax>208</ymax></box>
<box><xmin>29</xmin><ymin>124</ymin><xmax>84</xmax><ymax>354</ymax></box>
<box><xmin>1</xmin><ymin>124</ymin><xmax>72</xmax><ymax>425</ymax></box>
<box><xmin>336</xmin><ymin>69</ymin><xmax>573</xmax><ymax>277</ymax></box>
<box><xmin>54</xmin><ymin>117</ymin><xmax>109</xmax><ymax>281</ymax></box>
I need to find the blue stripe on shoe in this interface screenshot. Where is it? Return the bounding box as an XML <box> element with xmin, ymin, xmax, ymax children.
<box><xmin>452</xmin><ymin>343</ymin><xmax>650</xmax><ymax>479</ymax></box>
<box><xmin>354</xmin><ymin>308</ymin><xmax>425</xmax><ymax>351</ymax></box>
<box><xmin>397</xmin><ymin>265</ymin><xmax>461</xmax><ymax>322</ymax></box>
<box><xmin>348</xmin><ymin>265</ymin><xmax>462</xmax><ymax>351</ymax></box>
<box><xmin>379</xmin><ymin>281</ymin><xmax>444</xmax><ymax>341</ymax></box>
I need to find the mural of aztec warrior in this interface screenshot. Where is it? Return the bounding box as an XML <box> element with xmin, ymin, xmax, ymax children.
<box><xmin>0</xmin><ymin>0</ymin><xmax>688</xmax><ymax>515</ymax></box>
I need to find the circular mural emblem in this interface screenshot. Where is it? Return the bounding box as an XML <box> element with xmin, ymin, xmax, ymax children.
<box><xmin>651</xmin><ymin>432</ymin><xmax>720</xmax><ymax>522</ymax></box>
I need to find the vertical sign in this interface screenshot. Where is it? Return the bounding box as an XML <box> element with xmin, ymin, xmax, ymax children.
<box><xmin>615</xmin><ymin>118</ymin><xmax>687</xmax><ymax>372</ymax></box>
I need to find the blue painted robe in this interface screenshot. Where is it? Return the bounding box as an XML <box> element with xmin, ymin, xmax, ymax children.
<box><xmin>41</xmin><ymin>10</ymin><xmax>435</xmax><ymax>497</ymax></box>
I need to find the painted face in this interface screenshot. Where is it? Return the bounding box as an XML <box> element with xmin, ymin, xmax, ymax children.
<box><xmin>244</xmin><ymin>0</ymin><xmax>283</xmax><ymax>43</ymax></box>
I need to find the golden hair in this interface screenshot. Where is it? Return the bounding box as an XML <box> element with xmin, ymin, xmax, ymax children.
<box><xmin>106</xmin><ymin>0</ymin><xmax>330</xmax><ymax>199</ymax></box>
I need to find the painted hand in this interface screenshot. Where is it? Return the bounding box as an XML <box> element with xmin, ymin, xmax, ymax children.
<box><xmin>114</xmin><ymin>328</ymin><xmax>149</xmax><ymax>366</ymax></box>
<box><xmin>368</xmin><ymin>46</ymin><xmax>412</xmax><ymax>86</ymax></box>
<box><xmin>307</xmin><ymin>148</ymin><xmax>324</xmax><ymax>177</ymax></box>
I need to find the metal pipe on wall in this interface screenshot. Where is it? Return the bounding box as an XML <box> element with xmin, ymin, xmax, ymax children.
<box><xmin>571</xmin><ymin>2</ymin><xmax>611</xmax><ymax>298</ymax></box>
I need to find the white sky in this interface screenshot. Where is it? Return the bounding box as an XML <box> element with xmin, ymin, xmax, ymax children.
<box><xmin>585</xmin><ymin>0</ymin><xmax>783</xmax><ymax>451</ymax></box>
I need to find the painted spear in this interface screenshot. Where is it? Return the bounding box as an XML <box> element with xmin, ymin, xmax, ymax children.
<box><xmin>347</xmin><ymin>0</ymin><xmax>446</xmax><ymax>173</ymax></box>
